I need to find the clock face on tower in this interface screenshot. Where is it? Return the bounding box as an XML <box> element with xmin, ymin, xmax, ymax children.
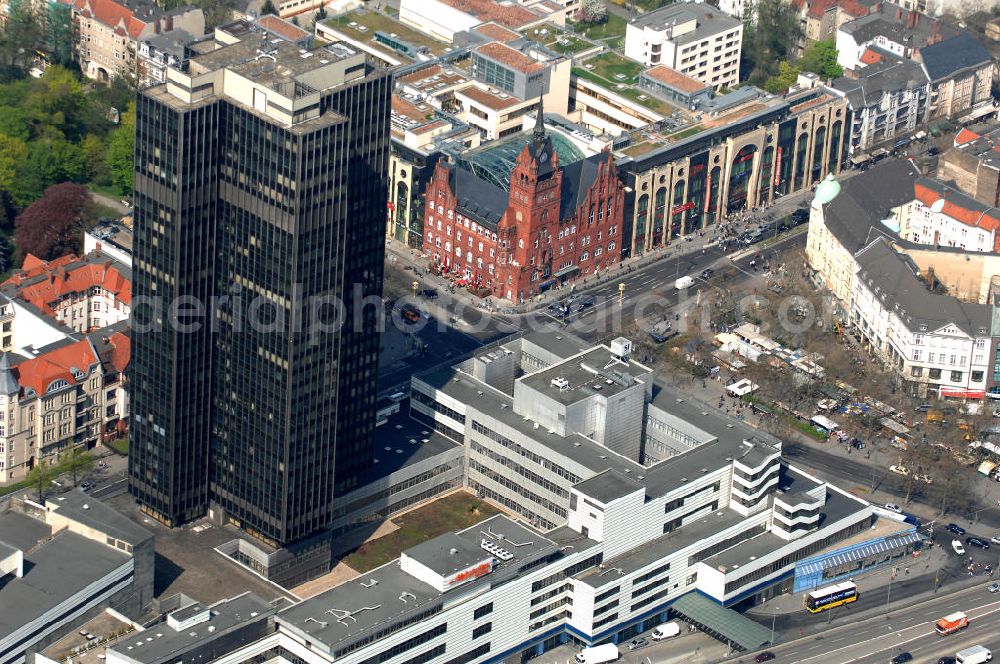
<box><xmin>538</xmin><ymin>151</ymin><xmax>548</xmax><ymax>163</ymax></box>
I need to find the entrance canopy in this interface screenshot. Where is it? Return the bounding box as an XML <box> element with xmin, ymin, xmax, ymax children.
<box><xmin>670</xmin><ymin>592</ymin><xmax>773</xmax><ymax>651</ymax></box>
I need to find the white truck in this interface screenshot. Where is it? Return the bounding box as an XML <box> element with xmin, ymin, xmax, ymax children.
<box><xmin>575</xmin><ymin>643</ymin><xmax>620</xmax><ymax>664</ymax></box>
<box><xmin>956</xmin><ymin>645</ymin><xmax>992</xmax><ymax>664</ymax></box>
<box><xmin>675</xmin><ymin>275</ymin><xmax>695</xmax><ymax>290</ymax></box>
<box><xmin>651</xmin><ymin>622</ymin><xmax>681</xmax><ymax>640</ymax></box>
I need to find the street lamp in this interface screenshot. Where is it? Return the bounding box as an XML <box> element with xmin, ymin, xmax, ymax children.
<box><xmin>619</xmin><ymin>282</ymin><xmax>626</xmax><ymax>305</ymax></box>
<box><xmin>412</xmin><ymin>281</ymin><xmax>418</xmax><ymax>296</ymax></box>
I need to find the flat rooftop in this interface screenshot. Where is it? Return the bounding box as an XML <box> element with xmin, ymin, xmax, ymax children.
<box><xmin>362</xmin><ymin>408</ymin><xmax>462</xmax><ymax>484</ymax></box>
<box><xmin>576</xmin><ymin>507</ymin><xmax>749</xmax><ymax>588</ymax></box>
<box><xmin>48</xmin><ymin>491</ymin><xmax>153</xmax><ymax>546</ymax></box>
<box><xmin>519</xmin><ymin>345</ymin><xmax>652</xmax><ymax>405</ymax></box>
<box><xmin>277</xmin><ymin>515</ymin><xmax>559</xmax><ymax>652</ymax></box>
<box><xmin>0</xmin><ymin>527</ymin><xmax>130</xmax><ymax>640</ymax></box>
<box><xmin>631</xmin><ymin>2</ymin><xmax>741</xmax><ymax>45</ymax></box>
<box><xmin>107</xmin><ymin>593</ymin><xmax>276</xmax><ymax>664</ymax></box>
<box><xmin>321</xmin><ymin>11</ymin><xmax>451</xmax><ymax>58</ymax></box>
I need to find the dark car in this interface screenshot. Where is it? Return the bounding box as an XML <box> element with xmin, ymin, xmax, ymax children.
<box><xmin>755</xmin><ymin>653</ymin><xmax>776</xmax><ymax>663</ymax></box>
<box><xmin>791</xmin><ymin>209</ymin><xmax>810</xmax><ymax>225</ymax></box>
<box><xmin>80</xmin><ymin>480</ymin><xmax>96</xmax><ymax>492</ymax></box>
<box><xmin>966</xmin><ymin>536</ymin><xmax>990</xmax><ymax>549</ymax></box>
<box><xmin>572</xmin><ymin>295</ymin><xmax>596</xmax><ymax>312</ymax></box>
<box><xmin>927</xmin><ymin>146</ymin><xmax>941</xmax><ymax>156</ymax></box>
<box><xmin>891</xmin><ymin>653</ymin><xmax>913</xmax><ymax>664</ymax></box>
<box><xmin>947</xmin><ymin>523</ymin><xmax>967</xmax><ymax>536</ymax></box>
<box><xmin>701</xmin><ymin>268</ymin><xmax>715</xmax><ymax>279</ymax></box>
<box><xmin>936</xmin><ymin>658</ymin><xmax>955</xmax><ymax>664</ymax></box>
<box><xmin>420</xmin><ymin>288</ymin><xmax>439</xmax><ymax>299</ymax></box>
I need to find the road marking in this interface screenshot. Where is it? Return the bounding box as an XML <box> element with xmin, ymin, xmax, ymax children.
<box><xmin>795</xmin><ymin>598</ymin><xmax>1000</xmax><ymax>664</ymax></box>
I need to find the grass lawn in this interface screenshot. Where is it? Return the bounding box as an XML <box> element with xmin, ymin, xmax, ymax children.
<box><xmin>573</xmin><ymin>14</ymin><xmax>627</xmax><ymax>42</ymax></box>
<box><xmin>526</xmin><ymin>23</ymin><xmax>595</xmax><ymax>55</ymax></box>
<box><xmin>342</xmin><ymin>491</ymin><xmax>502</xmax><ymax>573</ymax></box>
<box><xmin>574</xmin><ymin>54</ymin><xmax>677</xmax><ymax>116</ymax></box>
<box><xmin>324</xmin><ymin>12</ymin><xmax>449</xmax><ymax>55</ymax></box>
<box><xmin>108</xmin><ymin>437</ymin><xmax>129</xmax><ymax>455</ymax></box>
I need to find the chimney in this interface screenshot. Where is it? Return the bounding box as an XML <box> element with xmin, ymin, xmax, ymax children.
<box><xmin>933</xmin><ymin>18</ymin><xmax>940</xmax><ymax>36</ymax></box>
<box><xmin>154</xmin><ymin>19</ymin><xmax>160</xmax><ymax>34</ymax></box>
<box><xmin>896</xmin><ymin>7</ymin><xmax>902</xmax><ymax>19</ymax></box>
<box><xmin>906</xmin><ymin>9</ymin><xmax>918</xmax><ymax>29</ymax></box>
<box><xmin>166</xmin><ymin>15</ymin><xmax>173</xmax><ymax>31</ymax></box>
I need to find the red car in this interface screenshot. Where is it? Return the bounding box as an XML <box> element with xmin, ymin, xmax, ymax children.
<box><xmin>755</xmin><ymin>653</ymin><xmax>776</xmax><ymax>663</ymax></box>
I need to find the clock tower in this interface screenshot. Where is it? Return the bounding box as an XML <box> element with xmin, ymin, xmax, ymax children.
<box><xmin>497</xmin><ymin>100</ymin><xmax>563</xmax><ymax>302</ymax></box>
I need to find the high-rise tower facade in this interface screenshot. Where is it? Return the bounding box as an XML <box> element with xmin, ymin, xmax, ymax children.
<box><xmin>128</xmin><ymin>27</ymin><xmax>390</xmax><ymax>547</ymax></box>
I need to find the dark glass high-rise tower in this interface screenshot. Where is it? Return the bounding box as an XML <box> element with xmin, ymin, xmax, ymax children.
<box><xmin>128</xmin><ymin>29</ymin><xmax>390</xmax><ymax>547</ymax></box>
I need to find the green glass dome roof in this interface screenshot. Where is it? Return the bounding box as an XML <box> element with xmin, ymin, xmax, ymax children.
<box><xmin>459</xmin><ymin>130</ymin><xmax>586</xmax><ymax>191</ymax></box>
<box><xmin>812</xmin><ymin>173</ymin><xmax>841</xmax><ymax>207</ymax></box>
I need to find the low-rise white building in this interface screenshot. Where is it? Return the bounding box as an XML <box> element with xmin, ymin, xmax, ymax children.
<box><xmin>624</xmin><ymin>2</ymin><xmax>742</xmax><ymax>91</ymax></box>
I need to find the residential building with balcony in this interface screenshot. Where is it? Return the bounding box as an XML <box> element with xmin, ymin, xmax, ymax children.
<box><xmin>938</xmin><ymin>126</ymin><xmax>1000</xmax><ymax>208</ymax></box>
<box><xmin>624</xmin><ymin>2</ymin><xmax>742</xmax><ymax>91</ymax></box>
<box><xmin>918</xmin><ymin>33</ymin><xmax>995</xmax><ymax>121</ymax></box>
<box><xmin>831</xmin><ymin>54</ymin><xmax>930</xmax><ymax>154</ymax></box>
<box><xmin>836</xmin><ymin>5</ymin><xmax>955</xmax><ymax>71</ymax></box>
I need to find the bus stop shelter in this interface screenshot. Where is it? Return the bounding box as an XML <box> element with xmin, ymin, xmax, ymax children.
<box><xmin>670</xmin><ymin>592</ymin><xmax>774</xmax><ymax>651</ymax></box>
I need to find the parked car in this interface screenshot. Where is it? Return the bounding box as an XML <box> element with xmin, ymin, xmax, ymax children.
<box><xmin>401</xmin><ymin>306</ymin><xmax>422</xmax><ymax>324</ymax></box>
<box><xmin>952</xmin><ymin>540</ymin><xmax>966</xmax><ymax>555</ymax></box>
<box><xmin>987</xmin><ymin>583</ymin><xmax>1000</xmax><ymax>593</ymax></box>
<box><xmin>627</xmin><ymin>638</ymin><xmax>648</xmax><ymax>651</ymax></box>
<box><xmin>947</xmin><ymin>523</ymin><xmax>967</xmax><ymax>536</ymax></box>
<box><xmin>420</xmin><ymin>288</ymin><xmax>439</xmax><ymax>299</ymax></box>
<box><xmin>884</xmin><ymin>503</ymin><xmax>903</xmax><ymax>514</ymax></box>
<box><xmin>80</xmin><ymin>480</ymin><xmax>96</xmax><ymax>492</ymax></box>
<box><xmin>966</xmin><ymin>536</ymin><xmax>990</xmax><ymax>550</ymax></box>
<box><xmin>755</xmin><ymin>652</ymin><xmax>776</xmax><ymax>663</ymax></box>
<box><xmin>914</xmin><ymin>473</ymin><xmax>933</xmax><ymax>484</ymax></box>
<box><xmin>891</xmin><ymin>653</ymin><xmax>913</xmax><ymax>664</ymax></box>
<box><xmin>915</xmin><ymin>403</ymin><xmax>934</xmax><ymax>412</ymax></box>
<box><xmin>990</xmin><ymin>535</ymin><xmax>1000</xmax><ymax>545</ymax></box>
<box><xmin>927</xmin><ymin>146</ymin><xmax>941</xmax><ymax>156</ymax></box>
<box><xmin>889</xmin><ymin>465</ymin><xmax>909</xmax><ymax>476</ymax></box>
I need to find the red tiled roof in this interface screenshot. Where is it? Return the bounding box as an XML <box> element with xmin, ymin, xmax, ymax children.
<box><xmin>954</xmin><ymin>127</ymin><xmax>981</xmax><ymax>146</ymax></box>
<box><xmin>860</xmin><ymin>48</ymin><xmax>882</xmax><ymax>65</ymax></box>
<box><xmin>107</xmin><ymin>331</ymin><xmax>130</xmax><ymax>373</ymax></box>
<box><xmin>645</xmin><ymin>64</ymin><xmax>707</xmax><ymax>94</ymax></box>
<box><xmin>914</xmin><ymin>181</ymin><xmax>1000</xmax><ymax>233</ymax></box>
<box><xmin>14</xmin><ymin>338</ymin><xmax>98</xmax><ymax>396</ymax></box>
<box><xmin>475</xmin><ymin>42</ymin><xmax>544</xmax><ymax>74</ymax></box>
<box><xmin>473</xmin><ymin>22</ymin><xmax>522</xmax><ymax>43</ymax></box>
<box><xmin>4</xmin><ymin>254</ymin><xmax>131</xmax><ymax>317</ymax></box>
<box><xmin>72</xmin><ymin>0</ymin><xmax>151</xmax><ymax>39</ymax></box>
<box><xmin>839</xmin><ymin>0</ymin><xmax>871</xmax><ymax>17</ymax></box>
<box><xmin>808</xmin><ymin>0</ymin><xmax>837</xmax><ymax>19</ymax></box>
<box><xmin>436</xmin><ymin>0</ymin><xmax>538</xmax><ymax>28</ymax></box>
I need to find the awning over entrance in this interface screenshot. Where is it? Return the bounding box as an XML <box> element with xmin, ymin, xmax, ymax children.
<box><xmin>554</xmin><ymin>264</ymin><xmax>580</xmax><ymax>278</ymax></box>
<box><xmin>798</xmin><ymin>531</ymin><xmax>921</xmax><ymax>577</ymax></box>
<box><xmin>670</xmin><ymin>592</ymin><xmax>773</xmax><ymax>651</ymax></box>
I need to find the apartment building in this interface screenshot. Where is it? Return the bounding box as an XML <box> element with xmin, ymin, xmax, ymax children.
<box><xmin>851</xmin><ymin>239</ymin><xmax>993</xmax><ymax>398</ymax></box>
<box><xmin>69</xmin><ymin>0</ymin><xmax>204</xmax><ymax>82</ymax></box>
<box><xmin>836</xmin><ymin>5</ymin><xmax>955</xmax><ymax>71</ymax></box>
<box><xmin>2</xmin><ymin>253</ymin><xmax>131</xmax><ymax>335</ymax></box>
<box><xmin>796</xmin><ymin>0</ymin><xmax>875</xmax><ymax>45</ymax></box>
<box><xmin>624</xmin><ymin>2</ymin><xmax>742</xmax><ymax>91</ymax></box>
<box><xmin>136</xmin><ymin>28</ymin><xmax>195</xmax><ymax>87</ymax></box>
<box><xmin>831</xmin><ymin>55</ymin><xmax>930</xmax><ymax>154</ymax></box>
<box><xmin>918</xmin><ymin>33</ymin><xmax>995</xmax><ymax>121</ymax></box>
<box><xmin>939</xmin><ymin>126</ymin><xmax>1000</xmax><ymax>208</ymax></box>
<box><xmin>398</xmin><ymin>0</ymin><xmax>554</xmax><ymax>43</ymax></box>
<box><xmin>806</xmin><ymin>160</ymin><xmax>1000</xmax><ymax>398</ymax></box>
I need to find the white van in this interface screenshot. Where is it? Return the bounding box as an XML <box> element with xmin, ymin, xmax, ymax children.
<box><xmin>651</xmin><ymin>622</ymin><xmax>681</xmax><ymax>640</ymax></box>
<box><xmin>574</xmin><ymin>643</ymin><xmax>620</xmax><ymax>664</ymax></box>
<box><xmin>956</xmin><ymin>645</ymin><xmax>992</xmax><ymax>664</ymax></box>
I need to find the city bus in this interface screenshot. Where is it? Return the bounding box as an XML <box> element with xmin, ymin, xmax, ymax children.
<box><xmin>804</xmin><ymin>582</ymin><xmax>858</xmax><ymax>613</ymax></box>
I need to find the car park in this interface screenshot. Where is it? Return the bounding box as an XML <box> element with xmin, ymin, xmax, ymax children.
<box><xmin>627</xmin><ymin>638</ymin><xmax>648</xmax><ymax>651</ymax></box>
<box><xmin>947</xmin><ymin>523</ymin><xmax>967</xmax><ymax>536</ymax></box>
<box><xmin>884</xmin><ymin>503</ymin><xmax>903</xmax><ymax>513</ymax></box>
<box><xmin>966</xmin><ymin>537</ymin><xmax>990</xmax><ymax>549</ymax></box>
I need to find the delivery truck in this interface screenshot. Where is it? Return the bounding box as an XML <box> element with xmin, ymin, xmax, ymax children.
<box><xmin>575</xmin><ymin>643</ymin><xmax>620</xmax><ymax>664</ymax></box>
<box><xmin>956</xmin><ymin>645</ymin><xmax>992</xmax><ymax>664</ymax></box>
<box><xmin>934</xmin><ymin>611</ymin><xmax>969</xmax><ymax>635</ymax></box>
<box><xmin>675</xmin><ymin>276</ymin><xmax>694</xmax><ymax>290</ymax></box>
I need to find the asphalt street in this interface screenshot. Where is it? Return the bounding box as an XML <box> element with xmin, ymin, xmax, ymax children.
<box><xmin>749</xmin><ymin>584</ymin><xmax>1000</xmax><ymax>664</ymax></box>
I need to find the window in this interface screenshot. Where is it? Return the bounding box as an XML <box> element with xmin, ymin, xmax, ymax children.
<box><xmin>930</xmin><ymin>368</ymin><xmax>942</xmax><ymax>379</ymax></box>
<box><xmin>950</xmin><ymin>371</ymin><xmax>963</xmax><ymax>382</ymax></box>
<box><xmin>911</xmin><ymin>350</ymin><xmax>922</xmax><ymax>361</ymax></box>
<box><xmin>910</xmin><ymin>366</ymin><xmax>923</xmax><ymax>377</ymax></box>
<box><xmin>972</xmin><ymin>371</ymin><xmax>984</xmax><ymax>382</ymax></box>
<box><xmin>472</xmin><ymin>623</ymin><xmax>492</xmax><ymax>639</ymax></box>
<box><xmin>473</xmin><ymin>603</ymin><xmax>493</xmax><ymax>620</ymax></box>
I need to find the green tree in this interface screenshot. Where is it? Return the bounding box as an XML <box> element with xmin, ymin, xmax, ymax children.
<box><xmin>0</xmin><ymin>105</ymin><xmax>29</xmax><ymax>140</ymax></box>
<box><xmin>65</xmin><ymin>448</ymin><xmax>96</xmax><ymax>486</ymax></box>
<box><xmin>0</xmin><ymin>2</ymin><xmax>44</xmax><ymax>77</ymax></box>
<box><xmin>81</xmin><ymin>134</ymin><xmax>109</xmax><ymax>185</ymax></box>
<box><xmin>0</xmin><ymin>134</ymin><xmax>27</xmax><ymax>197</ymax></box>
<box><xmin>105</xmin><ymin>102</ymin><xmax>135</xmax><ymax>195</ymax></box>
<box><xmin>25</xmin><ymin>463</ymin><xmax>52</xmax><ymax>502</ymax></box>
<box><xmin>764</xmin><ymin>61</ymin><xmax>800</xmax><ymax>93</ymax></box>
<box><xmin>261</xmin><ymin>0</ymin><xmax>277</xmax><ymax>15</ymax></box>
<box><xmin>741</xmin><ymin>0</ymin><xmax>803</xmax><ymax>86</ymax></box>
<box><xmin>798</xmin><ymin>39</ymin><xmax>844</xmax><ymax>80</ymax></box>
